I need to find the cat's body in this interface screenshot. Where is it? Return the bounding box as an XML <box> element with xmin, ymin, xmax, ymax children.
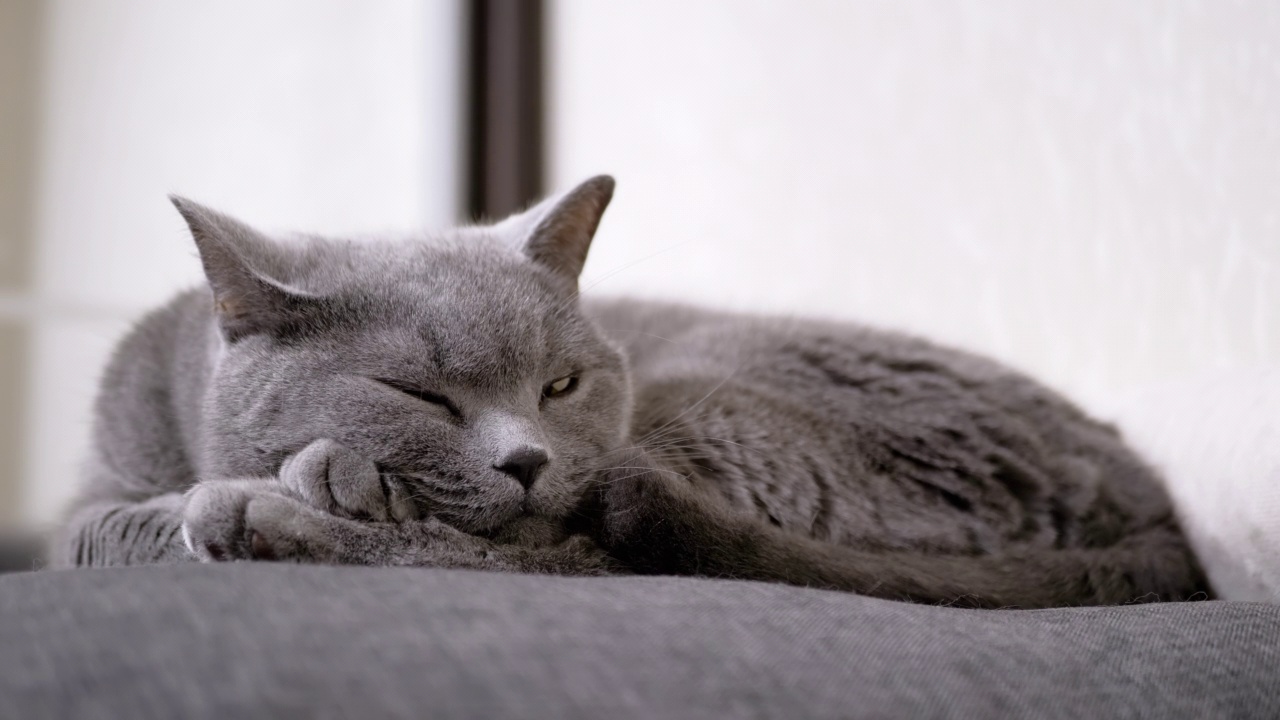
<box><xmin>57</xmin><ymin>177</ymin><xmax>1209</xmax><ymax>607</ymax></box>
<box><xmin>594</xmin><ymin>298</ymin><xmax>1161</xmax><ymax>556</ymax></box>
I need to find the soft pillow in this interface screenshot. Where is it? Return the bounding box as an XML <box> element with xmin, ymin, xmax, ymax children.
<box><xmin>1105</xmin><ymin>368</ymin><xmax>1280</xmax><ymax>602</ymax></box>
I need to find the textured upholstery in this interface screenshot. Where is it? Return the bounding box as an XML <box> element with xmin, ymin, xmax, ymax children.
<box><xmin>2</xmin><ymin>564</ymin><xmax>1278</xmax><ymax>719</ymax></box>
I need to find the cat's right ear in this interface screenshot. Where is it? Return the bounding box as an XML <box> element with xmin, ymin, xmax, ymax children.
<box><xmin>493</xmin><ymin>175</ymin><xmax>615</xmax><ymax>289</ymax></box>
<box><xmin>170</xmin><ymin>196</ymin><xmax>318</xmax><ymax>343</ymax></box>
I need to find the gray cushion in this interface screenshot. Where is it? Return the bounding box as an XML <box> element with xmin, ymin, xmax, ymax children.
<box><xmin>1</xmin><ymin>565</ymin><xmax>1277</xmax><ymax>719</ymax></box>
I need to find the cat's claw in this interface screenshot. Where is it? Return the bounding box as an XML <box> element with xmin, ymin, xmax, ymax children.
<box><xmin>181</xmin><ymin>478</ymin><xmax>379</xmax><ymax>563</ymax></box>
<box><xmin>182</xmin><ymin>479</ymin><xmax>277</xmax><ymax>562</ymax></box>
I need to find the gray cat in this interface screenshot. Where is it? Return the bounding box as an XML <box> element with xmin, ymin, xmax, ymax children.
<box><xmin>56</xmin><ymin>176</ymin><xmax>1209</xmax><ymax>608</ymax></box>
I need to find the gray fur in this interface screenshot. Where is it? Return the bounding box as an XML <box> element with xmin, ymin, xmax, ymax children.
<box><xmin>56</xmin><ymin>176</ymin><xmax>1208</xmax><ymax>608</ymax></box>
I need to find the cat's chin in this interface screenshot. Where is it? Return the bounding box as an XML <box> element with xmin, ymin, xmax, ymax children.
<box><xmin>432</xmin><ymin>498</ymin><xmax>525</xmax><ymax>538</ymax></box>
<box><xmin>479</xmin><ymin>513</ymin><xmax>569</xmax><ymax>547</ymax></box>
<box><xmin>434</xmin><ymin>481</ymin><xmax>583</xmax><ymax>544</ymax></box>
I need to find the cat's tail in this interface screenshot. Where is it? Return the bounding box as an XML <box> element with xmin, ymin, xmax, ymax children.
<box><xmin>679</xmin><ymin>521</ymin><xmax>1212</xmax><ymax>608</ymax></box>
<box><xmin>596</xmin><ymin>450</ymin><xmax>1212</xmax><ymax>608</ymax></box>
<box><xmin>775</xmin><ymin>522</ymin><xmax>1212</xmax><ymax>608</ymax></box>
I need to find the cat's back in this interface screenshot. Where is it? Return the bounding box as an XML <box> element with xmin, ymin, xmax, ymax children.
<box><xmin>583</xmin><ymin>297</ymin><xmax>1061</xmax><ymax>438</ymax></box>
<box><xmin>76</xmin><ymin>288</ymin><xmax>216</xmax><ymax>505</ymax></box>
<box><xmin>583</xmin><ymin>297</ymin><xmax>1173</xmax><ymax>555</ymax></box>
<box><xmin>584</xmin><ymin>297</ymin><xmax>1011</xmax><ymax>389</ymax></box>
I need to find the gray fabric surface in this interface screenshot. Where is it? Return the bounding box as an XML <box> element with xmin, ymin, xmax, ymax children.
<box><xmin>1</xmin><ymin>565</ymin><xmax>1277</xmax><ymax>719</ymax></box>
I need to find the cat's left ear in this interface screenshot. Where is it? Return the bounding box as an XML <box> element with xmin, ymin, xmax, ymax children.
<box><xmin>501</xmin><ymin>175</ymin><xmax>615</xmax><ymax>288</ymax></box>
<box><xmin>170</xmin><ymin>196</ymin><xmax>320</xmax><ymax>343</ymax></box>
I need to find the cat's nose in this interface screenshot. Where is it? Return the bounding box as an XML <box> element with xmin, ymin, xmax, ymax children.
<box><xmin>495</xmin><ymin>447</ymin><xmax>549</xmax><ymax>490</ymax></box>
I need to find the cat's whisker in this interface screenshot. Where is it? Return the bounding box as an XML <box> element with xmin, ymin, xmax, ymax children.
<box><xmin>636</xmin><ymin>371</ymin><xmax>743</xmax><ymax>445</ymax></box>
<box><xmin>635</xmin><ymin>402</ymin><xmax>727</xmax><ymax>444</ymax></box>
<box><xmin>593</xmin><ymin>464</ymin><xmax>691</xmax><ymax>484</ymax></box>
<box><xmin>594</xmin><ymin>326</ymin><xmax>686</xmax><ymax>347</ymax></box>
<box><xmin>550</xmin><ymin>241</ymin><xmax>690</xmax><ymax>317</ymax></box>
<box><xmin>640</xmin><ymin>435</ymin><xmax>746</xmax><ymax>463</ymax></box>
<box><xmin>585</xmin><ymin>441</ymin><xmax>718</xmax><ymax>465</ymax></box>
<box><xmin>644</xmin><ymin>436</ymin><xmax>764</xmax><ymax>455</ymax></box>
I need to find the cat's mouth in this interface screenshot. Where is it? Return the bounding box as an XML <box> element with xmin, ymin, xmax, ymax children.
<box><xmin>478</xmin><ymin>511</ymin><xmax>571</xmax><ymax>546</ymax></box>
<box><xmin>389</xmin><ymin>473</ymin><xmax>530</xmax><ymax>535</ymax></box>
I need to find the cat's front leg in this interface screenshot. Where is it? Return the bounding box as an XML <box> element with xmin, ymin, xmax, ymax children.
<box><xmin>184</xmin><ymin>440</ymin><xmax>617</xmax><ymax>574</ymax></box>
<box><xmin>181</xmin><ymin>438</ymin><xmax>415</xmax><ymax>561</ymax></box>
<box><xmin>182</xmin><ymin>476</ymin><xmax>504</xmax><ymax>566</ymax></box>
<box><xmin>242</xmin><ymin>496</ymin><xmax>617</xmax><ymax>575</ymax></box>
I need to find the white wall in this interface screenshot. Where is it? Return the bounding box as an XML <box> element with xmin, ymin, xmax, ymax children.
<box><xmin>4</xmin><ymin>0</ymin><xmax>462</xmax><ymax>528</ymax></box>
<box><xmin>549</xmin><ymin>1</ymin><xmax>1280</xmax><ymax>415</ymax></box>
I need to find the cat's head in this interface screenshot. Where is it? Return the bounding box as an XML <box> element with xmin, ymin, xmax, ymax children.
<box><xmin>175</xmin><ymin>176</ymin><xmax>630</xmax><ymax>539</ymax></box>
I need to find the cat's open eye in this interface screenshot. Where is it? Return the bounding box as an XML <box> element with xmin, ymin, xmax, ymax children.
<box><xmin>374</xmin><ymin>378</ymin><xmax>461</xmax><ymax>418</ymax></box>
<box><xmin>543</xmin><ymin>376</ymin><xmax>578</xmax><ymax>399</ymax></box>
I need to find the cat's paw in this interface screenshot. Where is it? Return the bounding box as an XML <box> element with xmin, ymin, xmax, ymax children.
<box><xmin>596</xmin><ymin>449</ymin><xmax>715</xmax><ymax>573</ymax></box>
<box><xmin>279</xmin><ymin>439</ymin><xmax>418</xmax><ymax>523</ymax></box>
<box><xmin>548</xmin><ymin>535</ymin><xmax>622</xmax><ymax>576</ymax></box>
<box><xmin>239</xmin><ymin>493</ymin><xmax>378</xmax><ymax>563</ymax></box>
<box><xmin>182</xmin><ymin>479</ymin><xmax>293</xmax><ymax>561</ymax></box>
<box><xmin>182</xmin><ymin>478</ymin><xmax>389</xmax><ymax>564</ymax></box>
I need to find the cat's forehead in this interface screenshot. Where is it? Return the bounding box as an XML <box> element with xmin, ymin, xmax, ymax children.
<box><xmin>331</xmin><ymin>241</ymin><xmax>583</xmax><ymax>379</ymax></box>
<box><xmin>280</xmin><ymin>231</ymin><xmax>519</xmax><ymax>283</ymax></box>
<box><xmin>376</xmin><ymin>240</ymin><xmax>562</xmax><ymax>311</ymax></box>
<box><xmin>353</xmin><ymin>290</ymin><xmax>571</xmax><ymax>386</ymax></box>
<box><xmin>281</xmin><ymin>233</ymin><xmax>550</xmax><ymax>301</ymax></box>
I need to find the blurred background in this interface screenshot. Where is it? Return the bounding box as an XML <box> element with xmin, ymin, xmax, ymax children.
<box><xmin>0</xmin><ymin>0</ymin><xmax>1276</xmax><ymax>539</ymax></box>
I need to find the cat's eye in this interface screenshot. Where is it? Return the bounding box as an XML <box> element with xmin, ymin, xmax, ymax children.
<box><xmin>543</xmin><ymin>376</ymin><xmax>578</xmax><ymax>398</ymax></box>
<box><xmin>375</xmin><ymin>378</ymin><xmax>461</xmax><ymax>418</ymax></box>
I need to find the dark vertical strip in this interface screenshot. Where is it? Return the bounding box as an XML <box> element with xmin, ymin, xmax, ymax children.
<box><xmin>467</xmin><ymin>0</ymin><xmax>545</xmax><ymax>221</ymax></box>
